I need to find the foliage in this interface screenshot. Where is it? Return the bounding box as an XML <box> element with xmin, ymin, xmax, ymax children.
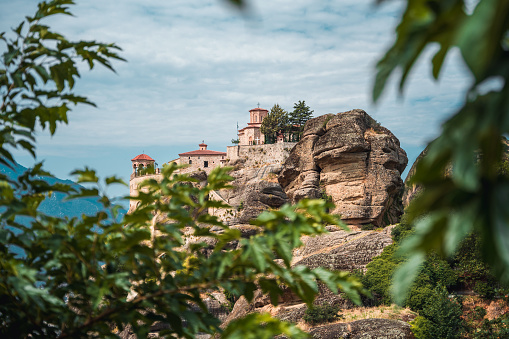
<box><xmin>362</xmin><ymin>244</ymin><xmax>400</xmax><ymax>305</ymax></box>
<box><xmin>411</xmin><ymin>286</ymin><xmax>464</xmax><ymax>339</ymax></box>
<box><xmin>363</xmin><ymin>220</ymin><xmax>456</xmax><ymax>311</ymax></box>
<box><xmin>416</xmin><ymin>286</ymin><xmax>464</xmax><ymax>339</ymax></box>
<box><xmin>410</xmin><ymin>316</ymin><xmax>433</xmax><ymax>339</ymax></box>
<box><xmin>288</xmin><ymin>100</ymin><xmax>313</xmax><ymax>141</ymax></box>
<box><xmin>373</xmin><ymin>0</ymin><xmax>509</xmax><ymax>302</ymax></box>
<box><xmin>231</xmin><ymin>138</ymin><xmax>240</xmax><ymax>145</ymax></box>
<box><xmin>303</xmin><ymin>304</ymin><xmax>341</xmax><ymax>325</ymax></box>
<box><xmin>138</xmin><ymin>163</ymin><xmax>155</xmax><ymax>176</ymax></box>
<box><xmin>360</xmin><ymin>223</ymin><xmax>376</xmax><ymax>231</ymax></box>
<box><xmin>260</xmin><ymin>104</ymin><xmax>289</xmax><ymax>144</ymax></box>
<box><xmin>0</xmin><ymin>2</ymin><xmax>367</xmax><ymax>338</ymax></box>
<box><xmin>474</xmin><ymin>313</ymin><xmax>509</xmax><ymax>338</ymax></box>
<box><xmin>0</xmin><ymin>0</ymin><xmax>123</xmax><ymax>165</ymax></box>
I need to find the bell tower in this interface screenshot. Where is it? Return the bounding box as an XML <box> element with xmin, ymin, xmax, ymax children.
<box><xmin>131</xmin><ymin>153</ymin><xmax>155</xmax><ymax>178</ymax></box>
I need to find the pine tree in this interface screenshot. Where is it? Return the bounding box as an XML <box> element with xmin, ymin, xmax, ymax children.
<box><xmin>289</xmin><ymin>100</ymin><xmax>313</xmax><ymax>141</ymax></box>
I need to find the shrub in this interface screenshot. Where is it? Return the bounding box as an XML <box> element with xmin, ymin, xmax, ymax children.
<box><xmin>361</xmin><ymin>223</ymin><xmax>376</xmax><ymax>231</ymax></box>
<box><xmin>410</xmin><ymin>316</ymin><xmax>433</xmax><ymax>339</ymax></box>
<box><xmin>473</xmin><ymin>281</ymin><xmax>496</xmax><ymax>299</ymax></box>
<box><xmin>475</xmin><ymin>313</ymin><xmax>509</xmax><ymax>338</ymax></box>
<box><xmin>303</xmin><ymin>304</ymin><xmax>342</xmax><ymax>325</ymax></box>
<box><xmin>417</xmin><ymin>285</ymin><xmax>464</xmax><ymax>339</ymax></box>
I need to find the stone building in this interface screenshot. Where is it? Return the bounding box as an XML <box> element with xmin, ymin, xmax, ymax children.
<box><xmin>129</xmin><ymin>153</ymin><xmax>161</xmax><ymax>212</ymax></box>
<box><xmin>177</xmin><ymin>142</ymin><xmax>227</xmax><ymax>174</ymax></box>
<box><xmin>131</xmin><ymin>153</ymin><xmax>158</xmax><ymax>179</ymax></box>
<box><xmin>238</xmin><ymin>107</ymin><xmax>268</xmax><ymax>145</ymax></box>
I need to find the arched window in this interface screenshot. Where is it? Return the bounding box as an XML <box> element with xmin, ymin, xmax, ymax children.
<box><xmin>189</xmin><ymin>160</ymin><xmax>192</xmax><ymax>164</ymax></box>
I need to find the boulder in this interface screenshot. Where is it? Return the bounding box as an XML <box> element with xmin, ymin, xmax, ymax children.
<box><xmin>279</xmin><ymin>109</ymin><xmax>407</xmax><ymax>227</ymax></box>
<box><xmin>292</xmin><ymin>226</ymin><xmax>394</xmax><ymax>272</ymax></box>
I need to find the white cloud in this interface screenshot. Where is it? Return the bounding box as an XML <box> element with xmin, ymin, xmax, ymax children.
<box><xmin>2</xmin><ymin>0</ymin><xmax>473</xmax><ymax>190</ymax></box>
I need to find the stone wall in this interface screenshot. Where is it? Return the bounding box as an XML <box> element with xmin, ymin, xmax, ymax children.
<box><xmin>128</xmin><ymin>173</ymin><xmax>163</xmax><ymax>212</ymax></box>
<box><xmin>226</xmin><ymin>142</ymin><xmax>297</xmax><ymax>167</ymax></box>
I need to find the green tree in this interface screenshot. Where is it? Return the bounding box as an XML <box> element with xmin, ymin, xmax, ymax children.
<box><xmin>0</xmin><ymin>2</ymin><xmax>365</xmax><ymax>337</ymax></box>
<box><xmin>261</xmin><ymin>103</ymin><xmax>289</xmax><ymax>144</ymax></box>
<box><xmin>411</xmin><ymin>285</ymin><xmax>464</xmax><ymax>339</ymax></box>
<box><xmin>369</xmin><ymin>0</ymin><xmax>509</xmax><ymax>301</ymax></box>
<box><xmin>289</xmin><ymin>100</ymin><xmax>313</xmax><ymax>141</ymax></box>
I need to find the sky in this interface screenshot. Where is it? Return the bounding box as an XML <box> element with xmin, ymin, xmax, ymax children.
<box><xmin>1</xmin><ymin>0</ymin><xmax>472</xmax><ymax>199</ymax></box>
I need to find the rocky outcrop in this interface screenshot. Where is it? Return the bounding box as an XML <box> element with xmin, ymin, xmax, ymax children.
<box><xmin>403</xmin><ymin>138</ymin><xmax>509</xmax><ymax>208</ymax></box>
<box><xmin>401</xmin><ymin>148</ymin><xmax>427</xmax><ymax>208</ymax></box>
<box><xmin>220</xmin><ymin>227</ymin><xmax>395</xmax><ymax>332</ymax></box>
<box><xmin>279</xmin><ymin>109</ymin><xmax>407</xmax><ymax>227</ymax></box>
<box><xmin>292</xmin><ymin>226</ymin><xmax>394</xmax><ymax>272</ymax></box>
<box><xmin>309</xmin><ymin>318</ymin><xmax>414</xmax><ymax>338</ymax></box>
<box><xmin>218</xmin><ymin>162</ymin><xmax>290</xmax><ymax>225</ymax></box>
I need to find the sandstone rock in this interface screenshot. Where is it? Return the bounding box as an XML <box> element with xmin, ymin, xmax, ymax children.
<box><xmin>292</xmin><ymin>227</ymin><xmax>394</xmax><ymax>272</ymax></box>
<box><xmin>279</xmin><ymin>109</ymin><xmax>407</xmax><ymax>227</ymax></box>
<box><xmin>218</xmin><ymin>163</ymin><xmax>289</xmax><ymax>225</ymax></box>
<box><xmin>401</xmin><ymin>148</ymin><xmax>426</xmax><ymax>208</ymax></box>
<box><xmin>309</xmin><ymin>318</ymin><xmax>414</xmax><ymax>339</ymax></box>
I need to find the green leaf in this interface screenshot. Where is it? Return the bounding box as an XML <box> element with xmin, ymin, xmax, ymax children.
<box><xmin>71</xmin><ymin>167</ymin><xmax>99</xmax><ymax>183</ymax></box>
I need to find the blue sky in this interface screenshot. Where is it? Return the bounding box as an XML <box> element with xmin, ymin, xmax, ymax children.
<box><xmin>1</xmin><ymin>0</ymin><xmax>472</xmax><ymax>199</ymax></box>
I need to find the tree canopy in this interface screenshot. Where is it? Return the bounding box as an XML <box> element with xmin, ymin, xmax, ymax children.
<box><xmin>260</xmin><ymin>103</ymin><xmax>289</xmax><ymax>143</ymax></box>
<box><xmin>0</xmin><ymin>1</ymin><xmax>364</xmax><ymax>337</ymax></box>
<box><xmin>289</xmin><ymin>101</ymin><xmax>313</xmax><ymax>142</ymax></box>
<box><xmin>260</xmin><ymin>102</ymin><xmax>313</xmax><ymax>143</ymax></box>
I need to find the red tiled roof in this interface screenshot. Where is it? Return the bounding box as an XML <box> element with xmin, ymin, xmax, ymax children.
<box><xmin>249</xmin><ymin>108</ymin><xmax>268</xmax><ymax>112</ymax></box>
<box><xmin>131</xmin><ymin>154</ymin><xmax>155</xmax><ymax>161</ymax></box>
<box><xmin>199</xmin><ymin>142</ymin><xmax>207</xmax><ymax>147</ymax></box>
<box><xmin>178</xmin><ymin>149</ymin><xmax>226</xmax><ymax>156</ymax></box>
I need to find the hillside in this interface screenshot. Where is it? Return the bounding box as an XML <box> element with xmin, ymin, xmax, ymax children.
<box><xmin>0</xmin><ymin>162</ymin><xmax>126</xmax><ymax>221</ymax></box>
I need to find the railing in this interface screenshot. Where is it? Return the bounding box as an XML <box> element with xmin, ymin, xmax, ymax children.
<box><xmin>130</xmin><ymin>168</ymin><xmax>161</xmax><ymax>180</ymax></box>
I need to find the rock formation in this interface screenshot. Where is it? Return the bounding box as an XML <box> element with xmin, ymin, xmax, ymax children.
<box><xmin>292</xmin><ymin>226</ymin><xmax>394</xmax><ymax>272</ymax></box>
<box><xmin>279</xmin><ymin>109</ymin><xmax>408</xmax><ymax>227</ymax></box>
<box><xmin>401</xmin><ymin>148</ymin><xmax>427</xmax><ymax>208</ymax></box>
<box><xmin>403</xmin><ymin>137</ymin><xmax>509</xmax><ymax>208</ymax></box>
<box><xmin>217</xmin><ymin>161</ymin><xmax>290</xmax><ymax>225</ymax></box>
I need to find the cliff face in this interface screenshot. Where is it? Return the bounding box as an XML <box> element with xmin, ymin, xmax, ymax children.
<box><xmin>279</xmin><ymin>109</ymin><xmax>408</xmax><ymax>227</ymax></box>
<box><xmin>212</xmin><ymin>144</ymin><xmax>296</xmax><ymax>225</ymax></box>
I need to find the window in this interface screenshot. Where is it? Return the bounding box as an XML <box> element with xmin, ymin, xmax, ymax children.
<box><xmin>204</xmin><ymin>161</ymin><xmax>208</xmax><ymax>168</ymax></box>
<box><xmin>189</xmin><ymin>160</ymin><xmax>192</xmax><ymax>164</ymax></box>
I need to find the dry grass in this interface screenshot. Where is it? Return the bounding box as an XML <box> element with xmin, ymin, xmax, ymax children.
<box><xmin>294</xmin><ymin>304</ymin><xmax>417</xmax><ymax>332</ymax></box>
<box><xmin>263</xmin><ymin>172</ymin><xmax>279</xmax><ymax>182</ymax></box>
<box><xmin>340</xmin><ymin>304</ymin><xmax>417</xmax><ymax>323</ymax></box>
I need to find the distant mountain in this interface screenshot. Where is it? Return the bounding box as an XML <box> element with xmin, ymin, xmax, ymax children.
<box><xmin>0</xmin><ymin>162</ymin><xmax>126</xmax><ymax>221</ymax></box>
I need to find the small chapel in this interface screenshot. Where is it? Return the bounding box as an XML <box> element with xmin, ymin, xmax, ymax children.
<box><xmin>237</xmin><ymin>107</ymin><xmax>268</xmax><ymax>145</ymax></box>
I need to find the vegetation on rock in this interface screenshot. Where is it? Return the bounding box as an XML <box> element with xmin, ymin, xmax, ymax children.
<box><xmin>303</xmin><ymin>304</ymin><xmax>342</xmax><ymax>325</ymax></box>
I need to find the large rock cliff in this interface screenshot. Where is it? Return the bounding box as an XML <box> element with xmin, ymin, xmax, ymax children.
<box><xmin>279</xmin><ymin>109</ymin><xmax>408</xmax><ymax>227</ymax></box>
